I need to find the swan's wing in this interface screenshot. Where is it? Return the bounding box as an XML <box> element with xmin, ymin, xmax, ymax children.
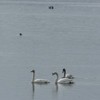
<box><xmin>66</xmin><ymin>74</ymin><xmax>74</xmax><ymax>79</ymax></box>
<box><xmin>58</xmin><ymin>78</ymin><xmax>72</xmax><ymax>84</ymax></box>
<box><xmin>34</xmin><ymin>79</ymin><xmax>50</xmax><ymax>83</ymax></box>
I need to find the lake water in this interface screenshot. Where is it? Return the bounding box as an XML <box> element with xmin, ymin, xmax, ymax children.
<box><xmin>0</xmin><ymin>1</ymin><xmax>100</xmax><ymax>100</ymax></box>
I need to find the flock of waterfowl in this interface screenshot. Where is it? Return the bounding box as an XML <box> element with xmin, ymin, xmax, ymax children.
<box><xmin>19</xmin><ymin>34</ymin><xmax>74</xmax><ymax>84</ymax></box>
<box><xmin>31</xmin><ymin>68</ymin><xmax>74</xmax><ymax>84</ymax></box>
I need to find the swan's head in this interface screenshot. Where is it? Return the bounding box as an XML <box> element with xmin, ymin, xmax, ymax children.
<box><xmin>31</xmin><ymin>70</ymin><xmax>35</xmax><ymax>73</ymax></box>
<box><xmin>19</xmin><ymin>33</ymin><xmax>22</xmax><ymax>36</ymax></box>
<box><xmin>52</xmin><ymin>72</ymin><xmax>58</xmax><ymax>76</ymax></box>
<box><xmin>62</xmin><ymin>68</ymin><xmax>66</xmax><ymax>73</ymax></box>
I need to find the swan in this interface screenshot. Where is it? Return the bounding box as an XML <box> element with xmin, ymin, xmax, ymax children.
<box><xmin>52</xmin><ymin>72</ymin><xmax>73</xmax><ymax>84</ymax></box>
<box><xmin>31</xmin><ymin>70</ymin><xmax>50</xmax><ymax>84</ymax></box>
<box><xmin>62</xmin><ymin>68</ymin><xmax>74</xmax><ymax>79</ymax></box>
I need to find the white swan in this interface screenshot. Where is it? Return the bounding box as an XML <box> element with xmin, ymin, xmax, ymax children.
<box><xmin>62</xmin><ymin>68</ymin><xmax>74</xmax><ymax>79</ymax></box>
<box><xmin>31</xmin><ymin>70</ymin><xmax>50</xmax><ymax>84</ymax></box>
<box><xmin>52</xmin><ymin>72</ymin><xmax>73</xmax><ymax>84</ymax></box>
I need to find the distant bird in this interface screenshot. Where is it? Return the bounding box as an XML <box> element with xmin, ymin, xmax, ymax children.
<box><xmin>19</xmin><ymin>33</ymin><xmax>22</xmax><ymax>36</ymax></box>
<box><xmin>52</xmin><ymin>72</ymin><xmax>73</xmax><ymax>84</ymax></box>
<box><xmin>48</xmin><ymin>6</ymin><xmax>54</xmax><ymax>9</ymax></box>
<box><xmin>62</xmin><ymin>68</ymin><xmax>74</xmax><ymax>79</ymax></box>
<box><xmin>31</xmin><ymin>69</ymin><xmax>50</xmax><ymax>84</ymax></box>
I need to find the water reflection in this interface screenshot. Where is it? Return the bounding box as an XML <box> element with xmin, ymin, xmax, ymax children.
<box><xmin>32</xmin><ymin>84</ymin><xmax>35</xmax><ymax>100</ymax></box>
<box><xmin>31</xmin><ymin>82</ymin><xmax>74</xmax><ymax>100</ymax></box>
<box><xmin>54</xmin><ymin>83</ymin><xmax>74</xmax><ymax>91</ymax></box>
<box><xmin>32</xmin><ymin>83</ymin><xmax>48</xmax><ymax>95</ymax></box>
<box><xmin>32</xmin><ymin>83</ymin><xmax>50</xmax><ymax>100</ymax></box>
<box><xmin>32</xmin><ymin>84</ymin><xmax>35</xmax><ymax>93</ymax></box>
<box><xmin>51</xmin><ymin>84</ymin><xmax>59</xmax><ymax>100</ymax></box>
<box><xmin>52</xmin><ymin>83</ymin><xmax>74</xmax><ymax>99</ymax></box>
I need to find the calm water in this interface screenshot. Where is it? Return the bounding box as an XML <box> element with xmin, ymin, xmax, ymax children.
<box><xmin>0</xmin><ymin>1</ymin><xmax>100</xmax><ymax>100</ymax></box>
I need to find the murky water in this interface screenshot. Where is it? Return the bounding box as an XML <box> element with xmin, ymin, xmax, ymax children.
<box><xmin>0</xmin><ymin>1</ymin><xmax>100</xmax><ymax>100</ymax></box>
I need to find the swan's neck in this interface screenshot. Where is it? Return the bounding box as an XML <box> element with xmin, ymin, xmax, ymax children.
<box><xmin>55</xmin><ymin>73</ymin><xmax>59</xmax><ymax>83</ymax></box>
<box><xmin>32</xmin><ymin>72</ymin><xmax>35</xmax><ymax>82</ymax></box>
<box><xmin>64</xmin><ymin>70</ymin><xmax>66</xmax><ymax>78</ymax></box>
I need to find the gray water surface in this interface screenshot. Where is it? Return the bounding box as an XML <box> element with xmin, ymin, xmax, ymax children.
<box><xmin>0</xmin><ymin>1</ymin><xmax>100</xmax><ymax>100</ymax></box>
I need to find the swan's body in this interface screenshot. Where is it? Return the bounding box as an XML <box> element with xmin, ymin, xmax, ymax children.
<box><xmin>33</xmin><ymin>79</ymin><xmax>50</xmax><ymax>84</ymax></box>
<box><xmin>52</xmin><ymin>72</ymin><xmax>73</xmax><ymax>84</ymax></box>
<box><xmin>31</xmin><ymin>70</ymin><xmax>50</xmax><ymax>84</ymax></box>
<box><xmin>57</xmin><ymin>78</ymin><xmax>72</xmax><ymax>84</ymax></box>
<box><xmin>62</xmin><ymin>68</ymin><xmax>74</xmax><ymax>79</ymax></box>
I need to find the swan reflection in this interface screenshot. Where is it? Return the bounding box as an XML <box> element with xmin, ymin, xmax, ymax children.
<box><xmin>53</xmin><ymin>82</ymin><xmax>74</xmax><ymax>92</ymax></box>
